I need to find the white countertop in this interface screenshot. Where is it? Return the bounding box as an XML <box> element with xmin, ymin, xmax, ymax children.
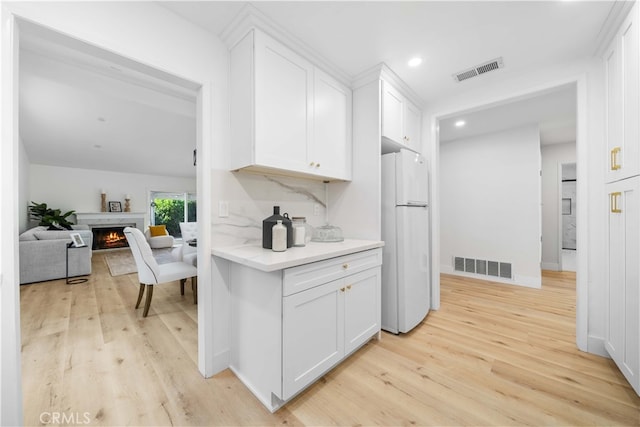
<box><xmin>212</xmin><ymin>239</ymin><xmax>384</xmax><ymax>272</ymax></box>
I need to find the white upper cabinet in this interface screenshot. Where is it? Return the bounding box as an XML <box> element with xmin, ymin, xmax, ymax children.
<box><xmin>381</xmin><ymin>79</ymin><xmax>422</xmax><ymax>152</ymax></box>
<box><xmin>312</xmin><ymin>69</ymin><xmax>352</xmax><ymax>180</ymax></box>
<box><xmin>254</xmin><ymin>31</ymin><xmax>313</xmax><ymax>173</ymax></box>
<box><xmin>604</xmin><ymin>2</ymin><xmax>640</xmax><ymax>183</ymax></box>
<box><xmin>229</xmin><ymin>28</ymin><xmax>352</xmax><ymax>181</ymax></box>
<box><xmin>382</xmin><ymin>81</ymin><xmax>404</xmax><ymax>143</ymax></box>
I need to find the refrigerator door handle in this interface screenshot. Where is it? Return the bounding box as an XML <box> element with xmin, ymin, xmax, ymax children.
<box><xmin>400</xmin><ymin>201</ymin><xmax>428</xmax><ymax>207</ymax></box>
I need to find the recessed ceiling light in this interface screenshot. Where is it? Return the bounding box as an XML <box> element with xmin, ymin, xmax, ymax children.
<box><xmin>408</xmin><ymin>57</ymin><xmax>423</xmax><ymax>67</ymax></box>
<box><xmin>455</xmin><ymin>120</ymin><xmax>466</xmax><ymax>127</ymax></box>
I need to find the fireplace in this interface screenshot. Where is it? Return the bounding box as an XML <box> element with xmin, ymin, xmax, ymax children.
<box><xmin>93</xmin><ymin>226</ymin><xmax>129</xmax><ymax>250</ymax></box>
<box><xmin>76</xmin><ymin>213</ymin><xmax>145</xmax><ymax>251</ymax></box>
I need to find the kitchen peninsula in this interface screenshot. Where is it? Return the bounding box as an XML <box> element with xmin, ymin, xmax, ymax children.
<box><xmin>213</xmin><ymin>240</ymin><xmax>384</xmax><ymax>412</ymax></box>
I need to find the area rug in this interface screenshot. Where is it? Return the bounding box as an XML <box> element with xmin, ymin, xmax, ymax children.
<box><xmin>105</xmin><ymin>248</ymin><xmax>174</xmax><ymax>277</ymax></box>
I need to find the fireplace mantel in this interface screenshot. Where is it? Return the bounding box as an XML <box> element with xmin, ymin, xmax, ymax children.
<box><xmin>76</xmin><ymin>212</ymin><xmax>145</xmax><ymax>231</ymax></box>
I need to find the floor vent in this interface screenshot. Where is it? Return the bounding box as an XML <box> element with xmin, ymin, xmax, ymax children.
<box><xmin>453</xmin><ymin>57</ymin><xmax>504</xmax><ymax>82</ymax></box>
<box><xmin>454</xmin><ymin>256</ymin><xmax>512</xmax><ymax>280</ymax></box>
<box><xmin>454</xmin><ymin>257</ymin><xmax>465</xmax><ymax>272</ymax></box>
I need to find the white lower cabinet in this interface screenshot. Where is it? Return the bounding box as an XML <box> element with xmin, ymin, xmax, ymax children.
<box><xmin>606</xmin><ymin>177</ymin><xmax>640</xmax><ymax>395</ymax></box>
<box><xmin>229</xmin><ymin>248</ymin><xmax>382</xmax><ymax>411</ymax></box>
<box><xmin>282</xmin><ymin>268</ymin><xmax>380</xmax><ymax>400</ymax></box>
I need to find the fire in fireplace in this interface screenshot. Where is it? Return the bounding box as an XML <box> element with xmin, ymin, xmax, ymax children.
<box><xmin>93</xmin><ymin>227</ymin><xmax>129</xmax><ymax>250</ymax></box>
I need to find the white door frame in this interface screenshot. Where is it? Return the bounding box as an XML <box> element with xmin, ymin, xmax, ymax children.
<box><xmin>429</xmin><ymin>76</ymin><xmax>588</xmax><ymax>351</ymax></box>
<box><xmin>0</xmin><ymin>10</ymin><xmax>215</xmax><ymax>424</ymax></box>
<box><xmin>1</xmin><ymin>7</ymin><xmax>23</xmax><ymax>425</ymax></box>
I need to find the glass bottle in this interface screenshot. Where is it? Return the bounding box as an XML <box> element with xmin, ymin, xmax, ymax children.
<box><xmin>292</xmin><ymin>217</ymin><xmax>308</xmax><ymax>247</ymax></box>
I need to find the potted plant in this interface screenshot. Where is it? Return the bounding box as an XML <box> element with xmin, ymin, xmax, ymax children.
<box><xmin>28</xmin><ymin>202</ymin><xmax>76</xmax><ymax>230</ymax></box>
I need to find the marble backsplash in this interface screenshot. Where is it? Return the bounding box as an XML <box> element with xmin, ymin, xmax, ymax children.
<box><xmin>211</xmin><ymin>170</ymin><xmax>328</xmax><ymax>247</ymax></box>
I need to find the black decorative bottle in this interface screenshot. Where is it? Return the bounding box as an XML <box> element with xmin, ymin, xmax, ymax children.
<box><xmin>262</xmin><ymin>206</ymin><xmax>293</xmax><ymax>249</ymax></box>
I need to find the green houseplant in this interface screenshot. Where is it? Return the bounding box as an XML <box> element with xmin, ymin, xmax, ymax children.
<box><xmin>29</xmin><ymin>201</ymin><xmax>76</xmax><ymax>230</ymax></box>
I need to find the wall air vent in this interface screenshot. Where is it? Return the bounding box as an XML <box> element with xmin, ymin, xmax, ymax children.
<box><xmin>453</xmin><ymin>57</ymin><xmax>504</xmax><ymax>83</ymax></box>
<box><xmin>453</xmin><ymin>256</ymin><xmax>513</xmax><ymax>280</ymax></box>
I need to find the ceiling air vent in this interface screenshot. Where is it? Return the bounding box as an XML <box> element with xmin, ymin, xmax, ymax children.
<box><xmin>453</xmin><ymin>57</ymin><xmax>504</xmax><ymax>82</ymax></box>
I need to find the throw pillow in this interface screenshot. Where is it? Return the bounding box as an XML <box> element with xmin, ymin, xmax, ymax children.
<box><xmin>149</xmin><ymin>225</ymin><xmax>167</xmax><ymax>237</ymax></box>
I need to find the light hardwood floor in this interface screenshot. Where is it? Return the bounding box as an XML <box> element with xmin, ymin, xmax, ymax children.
<box><xmin>21</xmin><ymin>255</ymin><xmax>639</xmax><ymax>426</ymax></box>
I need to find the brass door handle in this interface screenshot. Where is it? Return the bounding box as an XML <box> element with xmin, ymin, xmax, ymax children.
<box><xmin>610</xmin><ymin>192</ymin><xmax>622</xmax><ymax>213</ymax></box>
<box><xmin>611</xmin><ymin>147</ymin><xmax>621</xmax><ymax>171</ymax></box>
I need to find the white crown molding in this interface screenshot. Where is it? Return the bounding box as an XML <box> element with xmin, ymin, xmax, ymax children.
<box><xmin>220</xmin><ymin>3</ymin><xmax>352</xmax><ymax>86</ymax></box>
<box><xmin>592</xmin><ymin>0</ymin><xmax>635</xmax><ymax>58</ymax></box>
<box><xmin>351</xmin><ymin>62</ymin><xmax>424</xmax><ymax>108</ymax></box>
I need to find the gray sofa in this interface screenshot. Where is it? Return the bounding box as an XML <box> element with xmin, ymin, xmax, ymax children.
<box><xmin>19</xmin><ymin>225</ymin><xmax>93</xmax><ymax>284</ymax></box>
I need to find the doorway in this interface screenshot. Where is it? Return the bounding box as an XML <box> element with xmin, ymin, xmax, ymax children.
<box><xmin>430</xmin><ymin>78</ymin><xmax>587</xmax><ymax>349</ymax></box>
<box><xmin>8</xmin><ymin>17</ymin><xmax>209</xmax><ymax>423</ymax></box>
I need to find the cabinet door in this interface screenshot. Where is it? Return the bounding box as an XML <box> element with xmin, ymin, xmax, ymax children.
<box><xmin>404</xmin><ymin>101</ymin><xmax>422</xmax><ymax>151</ymax></box>
<box><xmin>382</xmin><ymin>81</ymin><xmax>404</xmax><ymax>144</ymax></box>
<box><xmin>605</xmin><ymin>34</ymin><xmax>622</xmax><ymax>182</ymax></box>
<box><xmin>344</xmin><ymin>268</ymin><xmax>381</xmax><ymax>354</ymax></box>
<box><xmin>254</xmin><ymin>31</ymin><xmax>313</xmax><ymax>173</ymax></box>
<box><xmin>282</xmin><ymin>279</ymin><xmax>345</xmax><ymax>400</ymax></box>
<box><xmin>311</xmin><ymin>69</ymin><xmax>352</xmax><ymax>180</ymax></box>
<box><xmin>606</xmin><ymin>3</ymin><xmax>639</xmax><ymax>182</ymax></box>
<box><xmin>606</xmin><ymin>177</ymin><xmax>640</xmax><ymax>395</ymax></box>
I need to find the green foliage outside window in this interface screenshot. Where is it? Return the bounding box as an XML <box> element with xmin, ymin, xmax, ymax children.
<box><xmin>153</xmin><ymin>198</ymin><xmax>196</xmax><ymax>237</ymax></box>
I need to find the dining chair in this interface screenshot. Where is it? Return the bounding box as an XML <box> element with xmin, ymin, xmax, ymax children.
<box><xmin>123</xmin><ymin>227</ymin><xmax>198</xmax><ymax>317</ymax></box>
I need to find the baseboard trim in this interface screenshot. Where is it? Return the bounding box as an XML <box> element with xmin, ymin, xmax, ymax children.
<box><xmin>441</xmin><ymin>265</ymin><xmax>541</xmax><ymax>288</ymax></box>
<box><xmin>541</xmin><ymin>262</ymin><xmax>560</xmax><ymax>271</ymax></box>
<box><xmin>587</xmin><ymin>335</ymin><xmax>608</xmax><ymax>358</ymax></box>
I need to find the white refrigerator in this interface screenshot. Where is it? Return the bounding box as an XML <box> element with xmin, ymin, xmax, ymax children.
<box><xmin>381</xmin><ymin>149</ymin><xmax>430</xmax><ymax>334</ymax></box>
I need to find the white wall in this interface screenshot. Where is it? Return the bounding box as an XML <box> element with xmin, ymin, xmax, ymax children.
<box><xmin>440</xmin><ymin>124</ymin><xmax>542</xmax><ymax>287</ymax></box>
<box><xmin>425</xmin><ymin>56</ymin><xmax>606</xmax><ymax>355</ymax></box>
<box><xmin>28</xmin><ymin>164</ymin><xmax>196</xmax><ymax>229</ymax></box>
<box><xmin>541</xmin><ymin>142</ymin><xmax>576</xmax><ymax>270</ymax></box>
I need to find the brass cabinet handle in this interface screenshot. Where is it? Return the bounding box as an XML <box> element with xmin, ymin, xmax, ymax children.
<box><xmin>346</xmin><ymin>285</ymin><xmax>352</xmax><ymax>290</ymax></box>
<box><xmin>611</xmin><ymin>147</ymin><xmax>621</xmax><ymax>171</ymax></box>
<box><xmin>316</xmin><ymin>163</ymin><xmax>320</xmax><ymax>168</ymax></box>
<box><xmin>309</xmin><ymin>162</ymin><xmax>315</xmax><ymax>167</ymax></box>
<box><xmin>342</xmin><ymin>263</ymin><xmax>349</xmax><ymax>269</ymax></box>
<box><xmin>340</xmin><ymin>287</ymin><xmax>345</xmax><ymax>292</ymax></box>
<box><xmin>610</xmin><ymin>192</ymin><xmax>622</xmax><ymax>213</ymax></box>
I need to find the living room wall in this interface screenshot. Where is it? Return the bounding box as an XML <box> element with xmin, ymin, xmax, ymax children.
<box><xmin>28</xmin><ymin>164</ymin><xmax>196</xmax><ymax>231</ymax></box>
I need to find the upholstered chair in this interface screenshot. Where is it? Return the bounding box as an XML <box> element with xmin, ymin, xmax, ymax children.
<box><xmin>123</xmin><ymin>227</ymin><xmax>197</xmax><ymax>317</ymax></box>
<box><xmin>144</xmin><ymin>224</ymin><xmax>175</xmax><ymax>249</ymax></box>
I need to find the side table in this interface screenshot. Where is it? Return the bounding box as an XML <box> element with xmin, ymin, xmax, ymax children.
<box><xmin>66</xmin><ymin>242</ymin><xmax>89</xmax><ymax>285</ymax></box>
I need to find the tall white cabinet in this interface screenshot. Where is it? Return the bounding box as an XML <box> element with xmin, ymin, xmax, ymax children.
<box><xmin>603</xmin><ymin>1</ymin><xmax>640</xmax><ymax>396</ymax></box>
